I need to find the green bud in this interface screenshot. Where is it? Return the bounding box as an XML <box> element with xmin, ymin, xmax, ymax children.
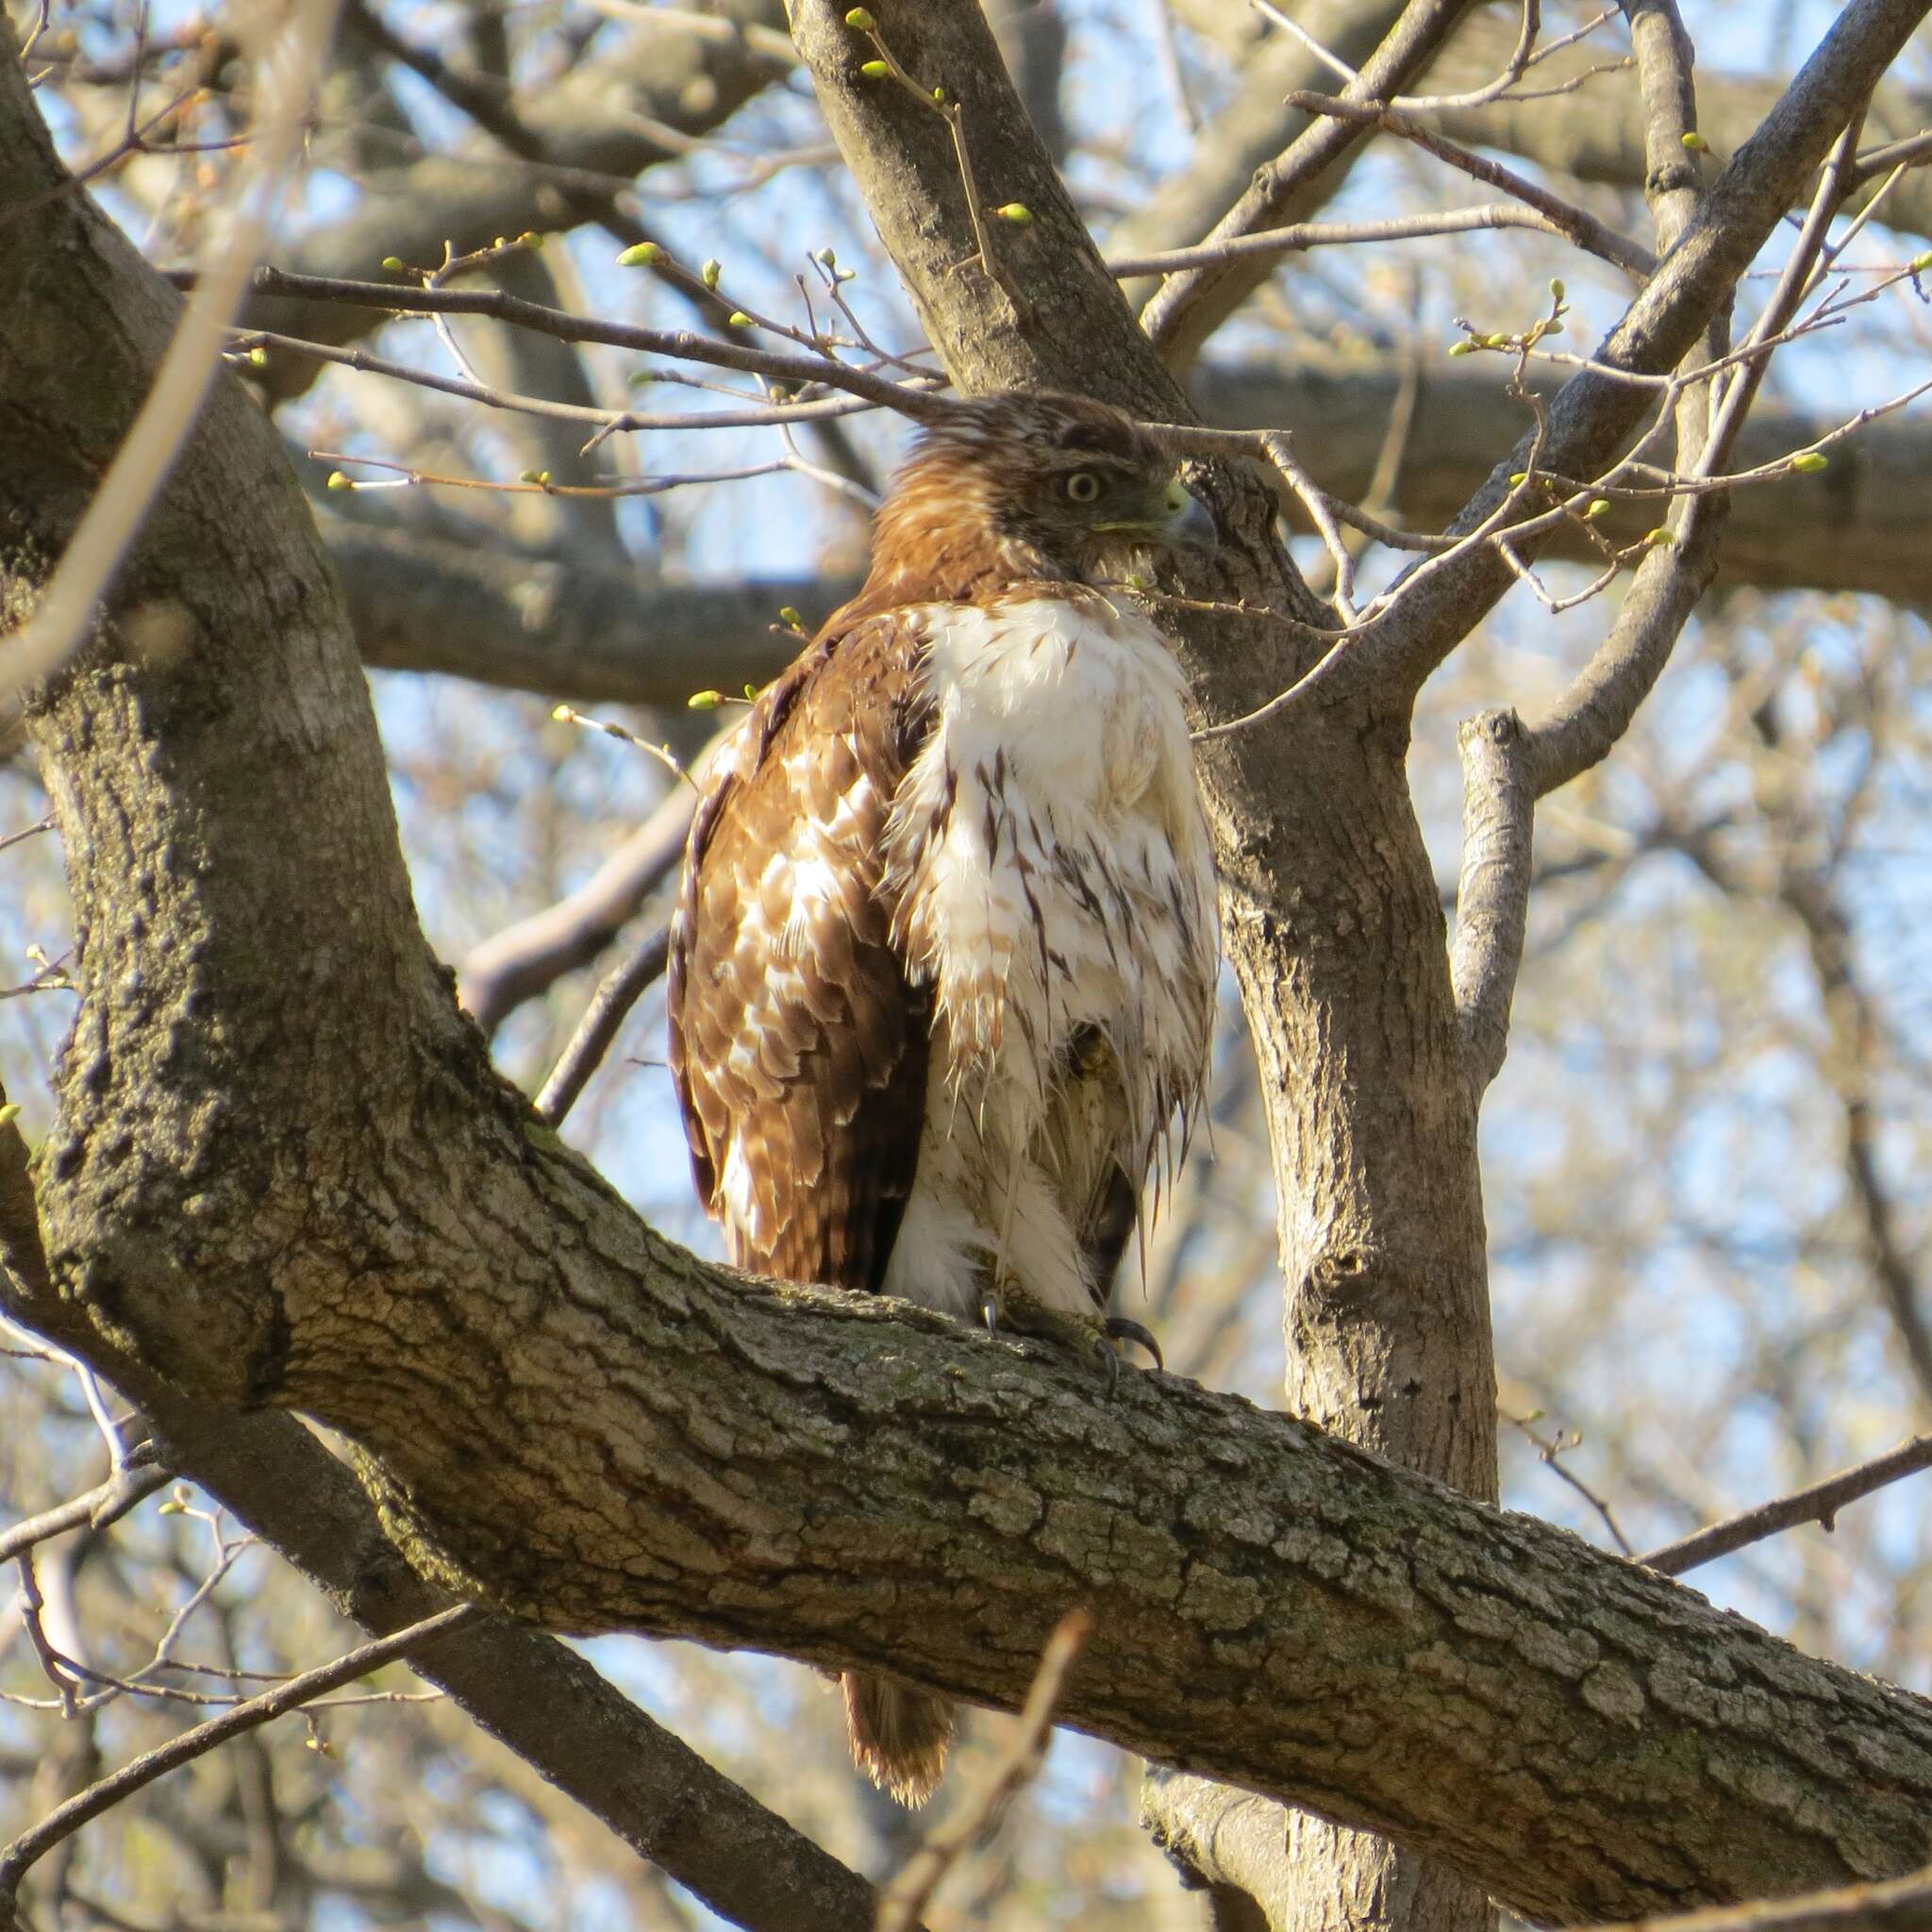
<box><xmin>1540</xmin><ymin>318</ymin><xmax>1564</xmax><ymax>336</ymax></box>
<box><xmin>248</xmin><ymin>346</ymin><xmax>268</xmax><ymax>367</ymax></box>
<box><xmin>701</xmin><ymin>258</ymin><xmax>723</xmax><ymax>289</ymax></box>
<box><xmin>932</xmin><ymin>85</ymin><xmax>945</xmax><ymax>102</ymax></box>
<box><xmin>1790</xmin><ymin>451</ymin><xmax>1829</xmax><ymax>474</ymax></box>
<box><xmin>519</xmin><ymin>469</ymin><xmax>552</xmax><ymax>485</ymax></box>
<box><xmin>812</xmin><ymin>247</ymin><xmax>838</xmax><ymax>269</ymax></box>
<box><xmin>1446</xmin><ymin>340</ymin><xmax>1475</xmax><ymax>357</ymax></box>
<box><xmin>727</xmin><ymin>310</ymin><xmax>754</xmax><ymax>327</ymax></box>
<box><xmin>1586</xmin><ymin>498</ymin><xmax>1609</xmax><ymax>518</ymax></box>
<box><xmin>1549</xmin><ymin>278</ymin><xmax>1565</xmax><ymax>302</ymax></box>
<box><xmin>993</xmin><ymin>202</ymin><xmax>1033</xmax><ymax>225</ymax></box>
<box><xmin>380</xmin><ymin>256</ymin><xmax>406</xmax><ymax>273</ymax></box>
<box><xmin>859</xmin><ymin>58</ymin><xmax>889</xmax><ymax>76</ymax></box>
<box><xmin>844</xmin><ymin>6</ymin><xmax>874</xmax><ymax>25</ymax></box>
<box><xmin>616</xmin><ymin>242</ymin><xmax>665</xmax><ymax>268</ymax></box>
<box><xmin>1643</xmin><ymin>526</ymin><xmax>1671</xmax><ymax>546</ymax></box>
<box><xmin>1912</xmin><ymin>251</ymin><xmax>1932</xmax><ymax>272</ymax></box>
<box><xmin>0</xmin><ymin>1103</ymin><xmax>19</xmax><ymax>1129</ymax></box>
<box><xmin>1508</xmin><ymin>471</ymin><xmax>1529</xmax><ymax>486</ymax></box>
<box><xmin>325</xmin><ymin>471</ymin><xmax>352</xmax><ymax>491</ymax></box>
<box><xmin>492</xmin><ymin>236</ymin><xmax>508</xmax><ymax>250</ymax></box>
<box><xmin>688</xmin><ymin>690</ymin><xmax>723</xmax><ymax>710</ymax></box>
<box><xmin>1681</xmin><ymin>129</ymin><xmax>1709</xmax><ymax>153</ymax></box>
<box><xmin>777</xmin><ymin>607</ymin><xmax>804</xmax><ymax>629</ymax></box>
<box><xmin>518</xmin><ymin>232</ymin><xmax>541</xmax><ymax>248</ymax></box>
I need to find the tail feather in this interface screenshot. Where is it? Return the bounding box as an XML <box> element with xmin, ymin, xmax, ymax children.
<box><xmin>843</xmin><ymin>1670</ymin><xmax>955</xmax><ymax>1806</ymax></box>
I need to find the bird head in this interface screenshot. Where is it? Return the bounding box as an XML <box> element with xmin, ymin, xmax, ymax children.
<box><xmin>870</xmin><ymin>391</ymin><xmax>1212</xmax><ymax>599</ymax></box>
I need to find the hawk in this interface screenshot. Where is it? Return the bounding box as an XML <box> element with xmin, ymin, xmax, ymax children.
<box><xmin>666</xmin><ymin>391</ymin><xmax>1218</xmax><ymax>1803</ymax></box>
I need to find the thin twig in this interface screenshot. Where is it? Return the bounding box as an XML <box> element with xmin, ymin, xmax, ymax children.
<box><xmin>1107</xmin><ymin>204</ymin><xmax>1585</xmax><ymax>281</ymax></box>
<box><xmin>875</xmin><ymin>1610</ymin><xmax>1091</xmax><ymax>1932</ymax></box>
<box><xmin>1641</xmin><ymin>1436</ymin><xmax>1932</xmax><ymax>1577</ymax></box>
<box><xmin>0</xmin><ymin>1455</ymin><xmax>167</xmax><ymax>1568</ymax></box>
<box><xmin>0</xmin><ymin>1605</ymin><xmax>478</xmax><ymax>1904</ymax></box>
<box><xmin>1281</xmin><ymin>91</ymin><xmax>1656</xmax><ymax>279</ymax></box>
<box><xmin>536</xmin><ymin>927</ymin><xmax>673</xmax><ymax>1126</ymax></box>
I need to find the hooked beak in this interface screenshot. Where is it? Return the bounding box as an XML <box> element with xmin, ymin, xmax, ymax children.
<box><xmin>1160</xmin><ymin>477</ymin><xmax>1217</xmax><ymax>547</ymax></box>
<box><xmin>1093</xmin><ymin>478</ymin><xmax>1217</xmax><ymax>546</ymax></box>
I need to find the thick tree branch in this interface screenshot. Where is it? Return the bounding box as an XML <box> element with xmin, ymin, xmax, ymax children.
<box><xmin>328</xmin><ymin>519</ymin><xmax>853</xmax><ymax>708</ymax></box>
<box><xmin>0</xmin><ymin>1102</ymin><xmax>888</xmax><ymax>1932</ymax></box>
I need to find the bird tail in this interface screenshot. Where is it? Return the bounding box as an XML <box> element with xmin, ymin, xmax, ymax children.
<box><xmin>842</xmin><ymin>1670</ymin><xmax>955</xmax><ymax>1806</ymax></box>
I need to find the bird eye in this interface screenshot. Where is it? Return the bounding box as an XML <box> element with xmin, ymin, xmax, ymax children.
<box><xmin>1065</xmin><ymin>471</ymin><xmax>1103</xmax><ymax>504</ymax></box>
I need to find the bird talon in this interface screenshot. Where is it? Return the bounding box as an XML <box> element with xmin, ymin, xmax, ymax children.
<box><xmin>981</xmin><ymin>1293</ymin><xmax>1002</xmax><ymax>1337</ymax></box>
<box><xmin>1092</xmin><ymin>1332</ymin><xmax>1121</xmax><ymax>1398</ymax></box>
<box><xmin>1103</xmin><ymin>1316</ymin><xmax>1163</xmax><ymax>1374</ymax></box>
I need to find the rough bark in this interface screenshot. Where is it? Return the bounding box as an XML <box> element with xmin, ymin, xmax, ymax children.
<box><xmin>0</xmin><ymin>1139</ymin><xmax>885</xmax><ymax>1932</ymax></box>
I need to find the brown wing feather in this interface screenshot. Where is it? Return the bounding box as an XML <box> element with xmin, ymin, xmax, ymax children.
<box><xmin>667</xmin><ymin>609</ymin><xmax>934</xmax><ymax>1291</ymax></box>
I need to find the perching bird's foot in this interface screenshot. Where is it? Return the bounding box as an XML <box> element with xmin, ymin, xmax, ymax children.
<box><xmin>981</xmin><ymin>1291</ymin><xmax>1161</xmax><ymax>1395</ymax></box>
<box><xmin>1104</xmin><ymin>1315</ymin><xmax>1163</xmax><ymax>1374</ymax></box>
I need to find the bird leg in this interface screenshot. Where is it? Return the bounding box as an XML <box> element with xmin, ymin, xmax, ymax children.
<box><xmin>980</xmin><ymin>1280</ymin><xmax>1163</xmax><ymax>1398</ymax></box>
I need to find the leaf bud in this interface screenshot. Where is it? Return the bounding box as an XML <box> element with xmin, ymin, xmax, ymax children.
<box><xmin>615</xmin><ymin>242</ymin><xmax>665</xmax><ymax>268</ymax></box>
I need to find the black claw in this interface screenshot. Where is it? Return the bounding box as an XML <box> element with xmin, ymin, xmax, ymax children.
<box><xmin>1092</xmin><ymin>1332</ymin><xmax>1121</xmax><ymax>1398</ymax></box>
<box><xmin>981</xmin><ymin>1293</ymin><xmax>1002</xmax><ymax>1338</ymax></box>
<box><xmin>1103</xmin><ymin>1316</ymin><xmax>1164</xmax><ymax>1374</ymax></box>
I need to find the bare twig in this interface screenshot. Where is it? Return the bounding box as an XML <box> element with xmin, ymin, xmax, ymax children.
<box><xmin>1281</xmin><ymin>91</ymin><xmax>1656</xmax><ymax>279</ymax></box>
<box><xmin>535</xmin><ymin>926</ymin><xmax>673</xmax><ymax>1126</ymax></box>
<box><xmin>243</xmin><ymin>267</ymin><xmax>958</xmax><ymax>423</ymax></box>
<box><xmin>1641</xmin><ymin>1436</ymin><xmax>1932</xmax><ymax>1577</ymax></box>
<box><xmin>1107</xmin><ymin>208</ymin><xmax>1594</xmax><ymax>281</ymax></box>
<box><xmin>1504</xmin><ymin>1410</ymin><xmax>1634</xmax><ymax>1556</ymax></box>
<box><xmin>0</xmin><ymin>1605</ymin><xmax>478</xmax><ymax>1907</ymax></box>
<box><xmin>458</xmin><ymin>776</ymin><xmax>698</xmax><ymax>1037</ymax></box>
<box><xmin>0</xmin><ymin>1456</ymin><xmax>167</xmax><ymax>1568</ymax></box>
<box><xmin>875</xmin><ymin>1610</ymin><xmax>1091</xmax><ymax>1932</ymax></box>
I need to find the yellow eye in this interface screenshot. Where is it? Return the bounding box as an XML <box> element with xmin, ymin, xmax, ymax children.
<box><xmin>1065</xmin><ymin>471</ymin><xmax>1103</xmax><ymax>504</ymax></box>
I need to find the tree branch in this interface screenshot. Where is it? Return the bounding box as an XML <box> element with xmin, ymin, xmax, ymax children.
<box><xmin>1641</xmin><ymin>1435</ymin><xmax>1932</xmax><ymax>1578</ymax></box>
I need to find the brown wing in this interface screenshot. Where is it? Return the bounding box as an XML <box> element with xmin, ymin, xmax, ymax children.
<box><xmin>666</xmin><ymin>609</ymin><xmax>934</xmax><ymax>1291</ymax></box>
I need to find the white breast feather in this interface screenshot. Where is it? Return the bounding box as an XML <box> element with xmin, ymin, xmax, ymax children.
<box><xmin>879</xmin><ymin>592</ymin><xmax>1217</xmax><ymax>1321</ymax></box>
